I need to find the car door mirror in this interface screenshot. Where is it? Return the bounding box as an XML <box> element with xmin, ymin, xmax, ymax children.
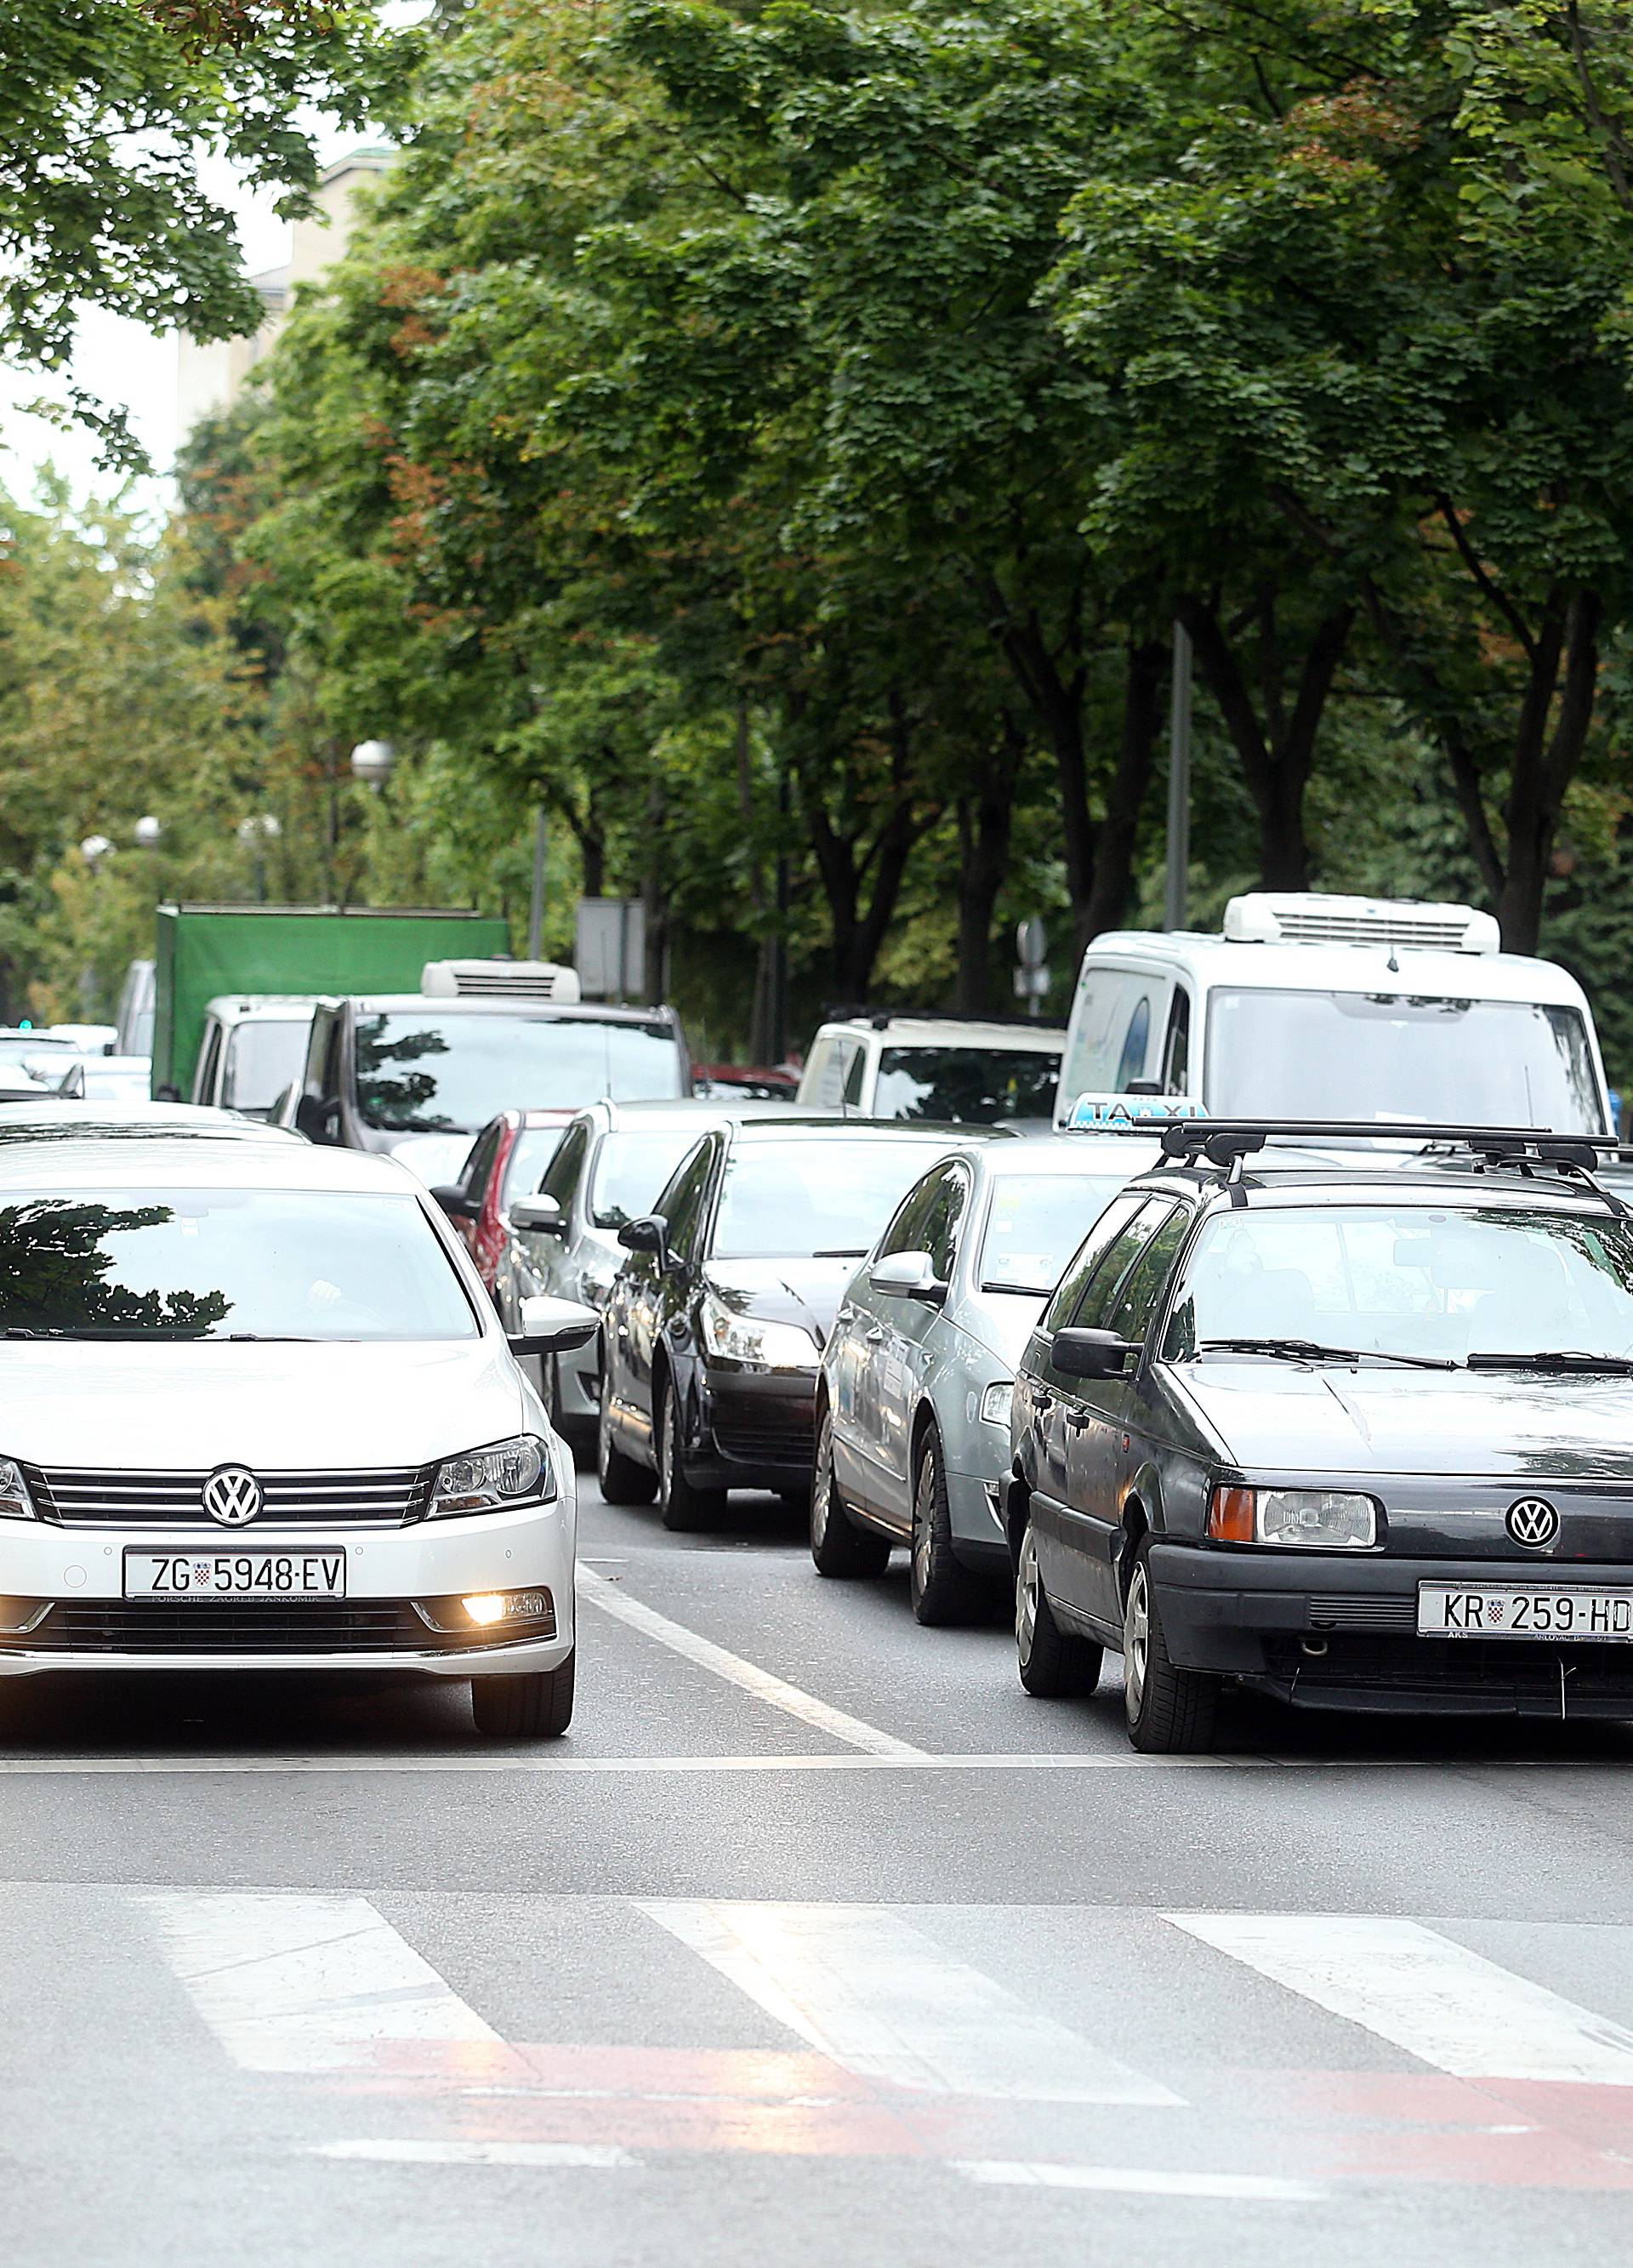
<box><xmin>430</xmin><ymin>1182</ymin><xmax>479</xmax><ymax>1222</ymax></box>
<box><xmin>868</xmin><ymin>1249</ymin><xmax>947</xmax><ymax>1306</ymax></box>
<box><xmin>618</xmin><ymin>1214</ymin><xmax>669</xmax><ymax>1265</ymax></box>
<box><xmin>509</xmin><ymin>1193</ymin><xmax>566</xmax><ymax>1236</ymax></box>
<box><xmin>509</xmin><ymin>1294</ymin><xmax>600</xmax><ymax>1357</ymax></box>
<box><xmin>1051</xmin><ymin>1326</ymin><xmax>1137</xmax><ymax>1380</ymax></box>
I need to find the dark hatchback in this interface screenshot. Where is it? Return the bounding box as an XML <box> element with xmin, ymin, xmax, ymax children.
<box><xmin>598</xmin><ymin>1118</ymin><xmax>978</xmax><ymax>1529</ymax></box>
<box><xmin>1008</xmin><ymin>1124</ymin><xmax>1633</xmax><ymax>1751</ymax></box>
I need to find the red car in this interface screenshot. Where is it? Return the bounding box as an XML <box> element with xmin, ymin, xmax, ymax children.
<box><xmin>434</xmin><ymin>1108</ymin><xmax>576</xmax><ymax>1294</ymax></box>
<box><xmin>691</xmin><ymin>1063</ymin><xmax>798</xmax><ymax>1102</ymax></box>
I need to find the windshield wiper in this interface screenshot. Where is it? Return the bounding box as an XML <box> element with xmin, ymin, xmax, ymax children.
<box><xmin>1195</xmin><ymin>1336</ymin><xmax>1457</xmax><ymax>1371</ymax></box>
<box><xmin>1467</xmin><ymin>1349</ymin><xmax>1633</xmax><ymax>1374</ymax></box>
<box><xmin>812</xmin><ymin>1248</ymin><xmax>868</xmax><ymax>1258</ymax></box>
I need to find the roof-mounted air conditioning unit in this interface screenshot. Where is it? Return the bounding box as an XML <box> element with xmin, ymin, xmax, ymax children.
<box><xmin>421</xmin><ymin>959</ymin><xmax>583</xmax><ymax>1002</ymax></box>
<box><xmin>1221</xmin><ymin>892</ymin><xmax>1499</xmax><ymax>955</ymax></box>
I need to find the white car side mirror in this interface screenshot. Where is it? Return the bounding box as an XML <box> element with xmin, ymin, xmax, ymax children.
<box><xmin>868</xmin><ymin>1249</ymin><xmax>947</xmax><ymax>1305</ymax></box>
<box><xmin>509</xmin><ymin>1192</ymin><xmax>566</xmax><ymax>1235</ymax></box>
<box><xmin>509</xmin><ymin>1294</ymin><xmax>599</xmax><ymax>1357</ymax></box>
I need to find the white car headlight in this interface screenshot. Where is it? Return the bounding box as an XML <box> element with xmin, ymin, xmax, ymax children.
<box><xmin>430</xmin><ymin>1434</ymin><xmax>555</xmax><ymax>1519</ymax></box>
<box><xmin>700</xmin><ymin>1291</ymin><xmax>816</xmax><ymax>1371</ymax></box>
<box><xmin>0</xmin><ymin>1460</ymin><xmax>35</xmax><ymax>1521</ymax></box>
<box><xmin>1209</xmin><ymin>1485</ymin><xmax>1376</xmax><ymax>1549</ymax></box>
<box><xmin>980</xmin><ymin>1381</ymin><xmax>1013</xmax><ymax>1429</ymax></box>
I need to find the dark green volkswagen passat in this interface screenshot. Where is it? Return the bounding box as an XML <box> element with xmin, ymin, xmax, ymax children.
<box><xmin>1008</xmin><ymin>1125</ymin><xmax>1633</xmax><ymax>1751</ymax></box>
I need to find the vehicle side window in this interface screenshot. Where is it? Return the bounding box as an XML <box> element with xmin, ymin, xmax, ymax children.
<box><xmin>925</xmin><ymin>1166</ymin><xmax>969</xmax><ymax>1278</ymax></box>
<box><xmin>1114</xmin><ymin>997</ymin><xmax>1152</xmax><ymax>1091</ymax></box>
<box><xmin>1061</xmin><ymin>970</ymin><xmax>1168</xmax><ymax>1101</ymax></box>
<box><xmin>1161</xmin><ymin>989</ymin><xmax>1192</xmax><ymax>1095</ymax></box>
<box><xmin>464</xmin><ymin>1121</ymin><xmax>505</xmax><ymax>1204</ymax></box>
<box><xmin>1040</xmin><ymin>1192</ymin><xmax>1147</xmax><ymax>1332</ymax></box>
<box><xmin>878</xmin><ymin>1162</ymin><xmax>970</xmax><ymax>1276</ymax></box>
<box><xmin>1073</xmin><ymin>1200</ymin><xmax>1177</xmax><ymax>1331</ymax></box>
<box><xmin>321</xmin><ymin>1016</ymin><xmax>344</xmax><ymax>1108</ymax></box>
<box><xmin>194</xmin><ymin>1021</ymin><xmax>223</xmax><ymax>1104</ymax></box>
<box><xmin>877</xmin><ymin>1167</ymin><xmax>946</xmax><ymax>1260</ymax></box>
<box><xmin>842</xmin><ymin>1046</ymin><xmax>868</xmax><ymax>1108</ymax></box>
<box><xmin>539</xmin><ymin>1122</ymin><xmax>589</xmax><ymax>1208</ymax></box>
<box><xmin>1105</xmin><ymin>1205</ymin><xmax>1190</xmax><ymax>1342</ymax></box>
<box><xmin>805</xmin><ymin>1038</ymin><xmax>853</xmax><ymax>1109</ymax></box>
<box><xmin>659</xmin><ymin>1142</ymin><xmax>716</xmax><ymax>1262</ymax></box>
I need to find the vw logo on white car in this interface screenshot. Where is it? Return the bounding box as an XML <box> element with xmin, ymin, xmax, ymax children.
<box><xmin>202</xmin><ymin>1466</ymin><xmax>264</xmax><ymax>1528</ymax></box>
<box><xmin>1505</xmin><ymin>1496</ymin><xmax>1559</xmax><ymax>1549</ymax></box>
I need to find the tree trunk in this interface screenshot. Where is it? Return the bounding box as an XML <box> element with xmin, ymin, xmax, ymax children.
<box><xmin>796</xmin><ymin>698</ymin><xmax>930</xmax><ymax>1004</ymax></box>
<box><xmin>954</xmin><ymin>789</ymin><xmax>1011</xmax><ymax>1015</ymax></box>
<box><xmin>640</xmin><ymin>774</ymin><xmax>667</xmax><ymax>1002</ymax></box>
<box><xmin>1078</xmin><ymin>637</ymin><xmax>1167</xmax><ymax>946</ymax></box>
<box><xmin>1495</xmin><ymin>590</ymin><xmax>1601</xmax><ymax>954</ymax></box>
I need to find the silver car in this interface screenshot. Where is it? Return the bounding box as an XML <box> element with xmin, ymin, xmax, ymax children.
<box><xmin>495</xmin><ymin>1097</ymin><xmax>793</xmax><ymax>1445</ymax></box>
<box><xmin>815</xmin><ymin>1132</ymin><xmax>1161</xmax><ymax>1622</ymax></box>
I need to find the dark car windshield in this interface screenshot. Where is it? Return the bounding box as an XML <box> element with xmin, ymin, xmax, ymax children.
<box><xmin>592</xmin><ymin>1128</ymin><xmax>710</xmax><ymax>1228</ymax></box>
<box><xmin>713</xmin><ymin>1137</ymin><xmax>947</xmax><ymax>1260</ymax></box>
<box><xmin>356</xmin><ymin>1012</ymin><xmax>683</xmax><ymax>1133</ymax></box>
<box><xmin>873</xmin><ymin>1046</ymin><xmax>1061</xmax><ymax>1125</ymax></box>
<box><xmin>981</xmin><ymin>1172</ymin><xmax>1135</xmax><ymax>1293</ymax></box>
<box><xmin>1164</xmin><ymin>1204</ymin><xmax>1633</xmax><ymax>1365</ymax></box>
<box><xmin>221</xmin><ymin>1019</ymin><xmax>311</xmax><ymax>1114</ymax></box>
<box><xmin>0</xmin><ymin>1188</ymin><xmax>478</xmax><ymax>1341</ymax></box>
<box><xmin>1203</xmin><ymin>990</ymin><xmax>1605</xmax><ymax>1134</ymax></box>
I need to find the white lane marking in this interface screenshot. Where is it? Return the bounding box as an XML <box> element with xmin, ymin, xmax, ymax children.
<box><xmin>1167</xmin><ymin>1912</ymin><xmax>1633</xmax><ymax>2085</ymax></box>
<box><xmin>577</xmin><ymin>1566</ymin><xmax>925</xmax><ymax>1758</ymax></box>
<box><xmin>312</xmin><ymin>2141</ymin><xmax>634</xmax><ymax>2168</ymax></box>
<box><xmin>137</xmin><ymin>1889</ymin><xmax>502</xmax><ymax>2072</ymax></box>
<box><xmin>640</xmin><ymin>1900</ymin><xmax>1181</xmax><ymax>2106</ymax></box>
<box><xmin>0</xmin><ymin>1750</ymin><xmax>1277</xmax><ymax>1775</ymax></box>
<box><xmin>957</xmin><ymin>2160</ymin><xmax>1325</xmax><ymax>2202</ymax></box>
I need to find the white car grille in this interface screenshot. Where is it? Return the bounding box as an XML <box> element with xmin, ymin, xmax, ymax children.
<box><xmin>23</xmin><ymin>1464</ymin><xmax>436</xmax><ymax>1529</ymax></box>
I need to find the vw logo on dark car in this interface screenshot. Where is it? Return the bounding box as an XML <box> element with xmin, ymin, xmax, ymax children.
<box><xmin>1505</xmin><ymin>1496</ymin><xmax>1560</xmax><ymax>1549</ymax></box>
<box><xmin>202</xmin><ymin>1466</ymin><xmax>264</xmax><ymax>1528</ymax></box>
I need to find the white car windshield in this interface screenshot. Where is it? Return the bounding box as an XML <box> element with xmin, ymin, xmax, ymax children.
<box><xmin>0</xmin><ymin>1188</ymin><xmax>479</xmax><ymax>1341</ymax></box>
<box><xmin>1203</xmin><ymin>989</ymin><xmax>1604</xmax><ymax>1133</ymax></box>
<box><xmin>1164</xmin><ymin>1205</ymin><xmax>1633</xmax><ymax>1365</ymax></box>
<box><xmin>873</xmin><ymin>1046</ymin><xmax>1061</xmax><ymax>1124</ymax></box>
<box><xmin>981</xmin><ymin>1173</ymin><xmax>1134</xmax><ymax>1293</ymax></box>
<box><xmin>713</xmin><ymin>1139</ymin><xmax>946</xmax><ymax>1260</ymax></box>
<box><xmin>355</xmin><ymin>1012</ymin><xmax>683</xmax><ymax>1132</ymax></box>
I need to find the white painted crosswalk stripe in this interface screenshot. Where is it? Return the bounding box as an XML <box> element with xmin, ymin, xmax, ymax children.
<box><xmin>640</xmin><ymin>1899</ymin><xmax>1181</xmax><ymax>2104</ymax></box>
<box><xmin>1166</xmin><ymin>1912</ymin><xmax>1633</xmax><ymax>2085</ymax></box>
<box><xmin>956</xmin><ymin>2160</ymin><xmax>1327</xmax><ymax>2201</ymax></box>
<box><xmin>313</xmin><ymin>2140</ymin><xmax>635</xmax><ymax>2168</ymax></box>
<box><xmin>136</xmin><ymin>1890</ymin><xmax>503</xmax><ymax>2073</ymax></box>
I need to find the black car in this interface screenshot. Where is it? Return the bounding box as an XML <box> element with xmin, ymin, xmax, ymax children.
<box><xmin>1008</xmin><ymin>1120</ymin><xmax>1633</xmax><ymax>1752</ymax></box>
<box><xmin>597</xmin><ymin>1118</ymin><xmax>980</xmax><ymax>1529</ymax></box>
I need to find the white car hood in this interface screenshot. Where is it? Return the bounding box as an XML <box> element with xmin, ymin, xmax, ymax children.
<box><xmin>0</xmin><ymin>1339</ymin><xmax>526</xmax><ymax>1471</ymax></box>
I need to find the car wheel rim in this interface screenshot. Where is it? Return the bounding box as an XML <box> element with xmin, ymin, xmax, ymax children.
<box><xmin>1125</xmin><ymin>1564</ymin><xmax>1149</xmax><ymax>1719</ymax></box>
<box><xmin>811</xmin><ymin>1428</ymin><xmax>830</xmax><ymax>1544</ymax></box>
<box><xmin>661</xmin><ymin>1398</ymin><xmax>676</xmax><ymax>1505</ymax></box>
<box><xmin>912</xmin><ymin>1467</ymin><xmax>933</xmax><ymax>1595</ymax></box>
<box><xmin>1016</xmin><ymin>1528</ymin><xmax>1038</xmax><ymax>1665</ymax></box>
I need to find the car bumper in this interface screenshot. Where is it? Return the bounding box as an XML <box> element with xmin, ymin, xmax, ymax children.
<box><xmin>1152</xmin><ymin>1543</ymin><xmax>1633</xmax><ymax>1716</ymax></box>
<box><xmin>687</xmin><ymin>1370</ymin><xmax>816</xmax><ymax>1492</ymax></box>
<box><xmin>0</xmin><ymin>1496</ymin><xmax>575</xmax><ymax>1680</ymax></box>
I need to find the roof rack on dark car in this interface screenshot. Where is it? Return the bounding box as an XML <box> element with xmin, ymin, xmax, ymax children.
<box><xmin>1155</xmin><ymin>1120</ymin><xmax>1626</xmax><ymax>1215</ymax></box>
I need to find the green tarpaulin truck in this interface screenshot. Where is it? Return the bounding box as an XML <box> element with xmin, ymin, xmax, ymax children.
<box><xmin>150</xmin><ymin>904</ymin><xmax>510</xmax><ymax>1101</ymax></box>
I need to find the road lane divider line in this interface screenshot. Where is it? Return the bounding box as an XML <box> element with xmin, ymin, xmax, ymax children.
<box><xmin>311</xmin><ymin>2140</ymin><xmax>635</xmax><ymax>2168</ymax></box>
<box><xmin>640</xmin><ymin>1899</ymin><xmax>1183</xmax><ymax>2106</ymax></box>
<box><xmin>956</xmin><ymin>2161</ymin><xmax>1325</xmax><ymax>2201</ymax></box>
<box><xmin>0</xmin><ymin>1750</ymin><xmax>1464</xmax><ymax>1774</ymax></box>
<box><xmin>137</xmin><ymin>1889</ymin><xmax>506</xmax><ymax>2074</ymax></box>
<box><xmin>576</xmin><ymin>1566</ymin><xmax>926</xmax><ymax>1758</ymax></box>
<box><xmin>1165</xmin><ymin>1912</ymin><xmax>1633</xmax><ymax>2086</ymax></box>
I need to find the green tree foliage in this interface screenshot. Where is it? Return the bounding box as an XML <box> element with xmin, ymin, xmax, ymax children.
<box><xmin>1</xmin><ymin>0</ymin><xmax>413</xmax><ymax>464</ymax></box>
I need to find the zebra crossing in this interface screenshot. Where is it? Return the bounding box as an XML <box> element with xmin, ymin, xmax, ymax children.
<box><xmin>47</xmin><ymin>1884</ymin><xmax>1633</xmax><ymax>2200</ymax></box>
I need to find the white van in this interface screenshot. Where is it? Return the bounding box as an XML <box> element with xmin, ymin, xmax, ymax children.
<box><xmin>1054</xmin><ymin>892</ymin><xmax>1611</xmax><ymax>1135</ymax></box>
<box><xmin>797</xmin><ymin>1014</ymin><xmax>1064</xmax><ymax>1125</ymax></box>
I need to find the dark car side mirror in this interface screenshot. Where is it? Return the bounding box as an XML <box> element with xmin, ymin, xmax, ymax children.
<box><xmin>294</xmin><ymin>1093</ymin><xmax>338</xmax><ymax>1144</ymax></box>
<box><xmin>430</xmin><ymin>1182</ymin><xmax>479</xmax><ymax>1222</ymax></box>
<box><xmin>618</xmin><ymin>1213</ymin><xmax>669</xmax><ymax>1265</ymax></box>
<box><xmin>1051</xmin><ymin>1326</ymin><xmax>1137</xmax><ymax>1380</ymax></box>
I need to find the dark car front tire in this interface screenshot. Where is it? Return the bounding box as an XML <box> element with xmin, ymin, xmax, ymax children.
<box><xmin>1015</xmin><ymin>1517</ymin><xmax>1102</xmax><ymax>1697</ymax></box>
<box><xmin>657</xmin><ymin>1378</ymin><xmax>726</xmax><ymax>1532</ymax></box>
<box><xmin>597</xmin><ymin>1370</ymin><xmax>656</xmax><ymax>1506</ymax></box>
<box><xmin>1123</xmin><ymin>1541</ymin><xmax>1219</xmax><ymax>1754</ymax></box>
<box><xmin>811</xmin><ymin>1407</ymin><xmax>891</xmax><ymax>1577</ymax></box>
<box><xmin>909</xmin><ymin>1428</ymin><xmax>991</xmax><ymax>1627</ymax></box>
<box><xmin>471</xmin><ymin>1653</ymin><xmax>574</xmax><ymax>1739</ymax></box>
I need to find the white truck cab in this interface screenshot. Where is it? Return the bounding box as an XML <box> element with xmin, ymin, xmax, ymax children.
<box><xmin>1055</xmin><ymin>892</ymin><xmax>1610</xmax><ymax>1136</ymax></box>
<box><xmin>797</xmin><ymin>1013</ymin><xmax>1064</xmax><ymax>1125</ymax></box>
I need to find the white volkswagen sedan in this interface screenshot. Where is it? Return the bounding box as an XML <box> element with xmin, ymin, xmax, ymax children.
<box><xmin>0</xmin><ymin>1131</ymin><xmax>596</xmax><ymax>1737</ymax></box>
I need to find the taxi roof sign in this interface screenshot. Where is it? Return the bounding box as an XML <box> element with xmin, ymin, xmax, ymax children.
<box><xmin>1067</xmin><ymin>1092</ymin><xmax>1207</xmax><ymax>1131</ymax></box>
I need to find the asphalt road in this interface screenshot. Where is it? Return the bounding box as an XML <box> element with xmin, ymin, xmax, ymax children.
<box><xmin>8</xmin><ymin>1473</ymin><xmax>1633</xmax><ymax>2268</ymax></box>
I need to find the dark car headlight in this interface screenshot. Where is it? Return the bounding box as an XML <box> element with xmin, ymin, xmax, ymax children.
<box><xmin>1209</xmin><ymin>1485</ymin><xmax>1376</xmax><ymax>1548</ymax></box>
<box><xmin>429</xmin><ymin>1434</ymin><xmax>555</xmax><ymax>1519</ymax></box>
<box><xmin>699</xmin><ymin>1291</ymin><xmax>817</xmax><ymax>1371</ymax></box>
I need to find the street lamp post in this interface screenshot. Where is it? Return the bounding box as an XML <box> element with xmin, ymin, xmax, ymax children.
<box><xmin>350</xmin><ymin>739</ymin><xmax>396</xmax><ymax>790</ymax></box>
